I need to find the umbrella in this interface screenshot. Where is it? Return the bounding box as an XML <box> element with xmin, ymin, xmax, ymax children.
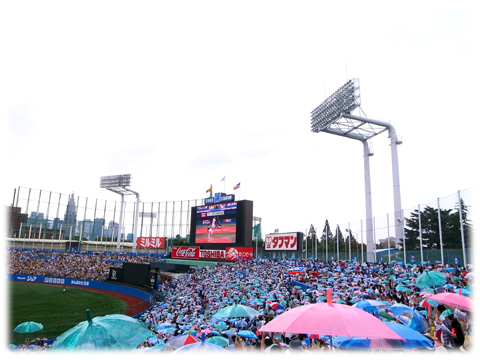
<box><xmin>238</xmin><ymin>330</ymin><xmax>258</xmax><ymax>339</ymax></box>
<box><xmin>415</xmin><ymin>271</ymin><xmax>446</xmax><ymax>288</ymax></box>
<box><xmin>378</xmin><ymin>312</ymin><xmax>395</xmax><ymax>321</ymax></box>
<box><xmin>215</xmin><ymin>321</ymin><xmax>228</xmax><ymax>331</ymax></box>
<box><xmin>236</xmin><ymin>320</ymin><xmax>248</xmax><ymax>328</ymax></box>
<box><xmin>174</xmin><ymin>333</ymin><xmax>229</xmax><ymax>353</ymax></box>
<box><xmin>206</xmin><ymin>336</ymin><xmax>230</xmax><ymax>347</ymax></box>
<box><xmin>259</xmin><ymin>288</ymin><xmax>404</xmax><ymax>341</ymax></box>
<box><xmin>158</xmin><ymin>327</ymin><xmax>176</xmax><ymax>334</ymax></box>
<box><xmin>353</xmin><ymin>300</ymin><xmax>389</xmax><ymax>313</ymax></box>
<box><xmin>454</xmin><ymin>288</ymin><xmax>471</xmax><ymax>297</ymax></box>
<box><xmin>212</xmin><ymin>302</ymin><xmax>262</xmax><ymax>318</ymax></box>
<box><xmin>270</xmin><ymin>302</ymin><xmax>284</xmax><ymax>311</ymax></box>
<box><xmin>428</xmin><ymin>292</ymin><xmax>473</xmax><ymax>312</ymax></box>
<box><xmin>155</xmin><ymin>322</ymin><xmax>173</xmax><ymax>332</ymax></box>
<box><xmin>333</xmin><ymin>322</ymin><xmax>434</xmax><ymax>350</ymax></box>
<box><xmin>287</xmin><ymin>267</ymin><xmax>305</xmax><ymax>274</ymax></box>
<box><xmin>166</xmin><ymin>332</ymin><xmax>201</xmax><ymax>349</ymax></box>
<box><xmin>13</xmin><ymin>321</ymin><xmax>43</xmax><ymax>334</ymax></box>
<box><xmin>387</xmin><ymin>304</ymin><xmax>430</xmax><ymax>333</ymax></box>
<box><xmin>49</xmin><ymin>310</ymin><xmax>154</xmax><ymax>351</ymax></box>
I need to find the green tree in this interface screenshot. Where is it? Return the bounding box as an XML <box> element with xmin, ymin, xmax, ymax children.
<box><xmin>404</xmin><ymin>199</ymin><xmax>472</xmax><ymax>250</ymax></box>
<box><xmin>332</xmin><ymin>225</ymin><xmax>346</xmax><ymax>259</ymax></box>
<box><xmin>320</xmin><ymin>220</ymin><xmax>335</xmax><ymax>254</ymax></box>
<box><xmin>306</xmin><ymin>225</ymin><xmax>317</xmax><ymax>257</ymax></box>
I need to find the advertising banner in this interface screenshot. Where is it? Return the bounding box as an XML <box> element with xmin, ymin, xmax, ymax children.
<box><xmin>226</xmin><ymin>247</ymin><xmax>254</xmax><ymax>261</ymax></box>
<box><xmin>265</xmin><ymin>233</ymin><xmax>298</xmax><ymax>250</ymax></box>
<box><xmin>171</xmin><ymin>246</ymin><xmax>254</xmax><ymax>261</ymax></box>
<box><xmin>136</xmin><ymin>237</ymin><xmax>166</xmax><ymax>249</ymax></box>
<box><xmin>171</xmin><ymin>246</ymin><xmax>200</xmax><ymax>259</ymax></box>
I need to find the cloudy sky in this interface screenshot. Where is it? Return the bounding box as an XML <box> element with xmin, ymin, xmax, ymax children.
<box><xmin>1</xmin><ymin>1</ymin><xmax>477</xmax><ymax>240</ymax></box>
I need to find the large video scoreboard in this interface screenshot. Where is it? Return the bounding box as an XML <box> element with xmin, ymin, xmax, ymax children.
<box><xmin>189</xmin><ymin>198</ymin><xmax>253</xmax><ymax>250</ymax></box>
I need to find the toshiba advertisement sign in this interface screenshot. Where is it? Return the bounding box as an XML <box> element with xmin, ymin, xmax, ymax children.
<box><xmin>264</xmin><ymin>232</ymin><xmax>302</xmax><ymax>251</ymax></box>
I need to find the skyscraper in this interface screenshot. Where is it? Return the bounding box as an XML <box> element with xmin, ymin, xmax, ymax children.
<box><xmin>63</xmin><ymin>193</ymin><xmax>77</xmax><ymax>228</ymax></box>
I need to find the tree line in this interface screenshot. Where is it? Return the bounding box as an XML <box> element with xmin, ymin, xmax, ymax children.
<box><xmin>282</xmin><ymin>198</ymin><xmax>473</xmax><ymax>253</ymax></box>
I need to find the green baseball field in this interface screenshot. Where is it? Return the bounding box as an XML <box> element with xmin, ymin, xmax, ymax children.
<box><xmin>8</xmin><ymin>282</ymin><xmax>128</xmax><ymax>346</ymax></box>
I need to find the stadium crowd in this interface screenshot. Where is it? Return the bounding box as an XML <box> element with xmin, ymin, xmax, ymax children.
<box><xmin>8</xmin><ymin>248</ymin><xmax>474</xmax><ymax>353</ymax></box>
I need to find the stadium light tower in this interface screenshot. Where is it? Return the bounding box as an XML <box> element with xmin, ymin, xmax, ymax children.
<box><xmin>100</xmin><ymin>174</ymin><xmax>140</xmax><ymax>252</ymax></box>
<box><xmin>310</xmin><ymin>79</ymin><xmax>403</xmax><ymax>262</ymax></box>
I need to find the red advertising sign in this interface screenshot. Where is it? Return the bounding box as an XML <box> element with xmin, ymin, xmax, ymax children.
<box><xmin>136</xmin><ymin>237</ymin><xmax>166</xmax><ymax>249</ymax></box>
<box><xmin>172</xmin><ymin>246</ymin><xmax>200</xmax><ymax>259</ymax></box>
<box><xmin>265</xmin><ymin>233</ymin><xmax>298</xmax><ymax>250</ymax></box>
<box><xmin>226</xmin><ymin>247</ymin><xmax>254</xmax><ymax>261</ymax></box>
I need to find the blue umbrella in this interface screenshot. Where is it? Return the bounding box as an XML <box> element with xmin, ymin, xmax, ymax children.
<box><xmin>353</xmin><ymin>300</ymin><xmax>388</xmax><ymax>313</ymax></box>
<box><xmin>387</xmin><ymin>304</ymin><xmax>430</xmax><ymax>333</ymax></box>
<box><xmin>454</xmin><ymin>288</ymin><xmax>471</xmax><ymax>297</ymax></box>
<box><xmin>333</xmin><ymin>322</ymin><xmax>434</xmax><ymax>350</ymax></box>
<box><xmin>236</xmin><ymin>320</ymin><xmax>248</xmax><ymax>328</ymax></box>
<box><xmin>238</xmin><ymin>330</ymin><xmax>258</xmax><ymax>339</ymax></box>
<box><xmin>155</xmin><ymin>322</ymin><xmax>173</xmax><ymax>332</ymax></box>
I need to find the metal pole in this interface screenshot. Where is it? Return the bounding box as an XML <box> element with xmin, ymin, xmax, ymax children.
<box><xmin>325</xmin><ymin>225</ymin><xmax>327</xmax><ymax>262</ymax></box>
<box><xmin>437</xmin><ymin>198</ymin><xmax>444</xmax><ymax>264</ymax></box>
<box><xmin>458</xmin><ymin>190</ymin><xmax>467</xmax><ymax>267</ymax></box>
<box><xmin>348</xmin><ymin>222</ymin><xmax>351</xmax><ymax>261</ymax></box>
<box><xmin>126</xmin><ymin>188</ymin><xmax>140</xmax><ymax>254</ymax></box>
<box><xmin>402</xmin><ymin>209</ymin><xmax>406</xmax><ymax>264</ymax></box>
<box><xmin>361</xmin><ymin>219</ymin><xmax>364</xmax><ymax>263</ymax></box>
<box><xmin>336</xmin><ymin>226</ymin><xmax>339</xmax><ymax>261</ymax></box>
<box><xmin>387</xmin><ymin>213</ymin><xmax>391</xmax><ymax>263</ymax></box>
<box><xmin>362</xmin><ymin>140</ymin><xmax>375</xmax><ymax>262</ymax></box>
<box><xmin>419</xmin><ymin>204</ymin><xmax>423</xmax><ymax>263</ymax></box>
<box><xmin>116</xmin><ymin>194</ymin><xmax>124</xmax><ymax>252</ymax></box>
<box><xmin>342</xmin><ymin>113</ymin><xmax>403</xmax><ymax>245</ymax></box>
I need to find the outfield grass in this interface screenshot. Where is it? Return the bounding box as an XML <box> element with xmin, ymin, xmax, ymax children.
<box><xmin>8</xmin><ymin>282</ymin><xmax>127</xmax><ymax>346</ymax></box>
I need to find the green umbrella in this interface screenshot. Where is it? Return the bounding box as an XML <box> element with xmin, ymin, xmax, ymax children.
<box><xmin>49</xmin><ymin>309</ymin><xmax>154</xmax><ymax>352</ymax></box>
<box><xmin>206</xmin><ymin>336</ymin><xmax>229</xmax><ymax>347</ymax></box>
<box><xmin>378</xmin><ymin>311</ymin><xmax>395</xmax><ymax>321</ymax></box>
<box><xmin>212</xmin><ymin>302</ymin><xmax>262</xmax><ymax>318</ymax></box>
<box><xmin>415</xmin><ymin>271</ymin><xmax>446</xmax><ymax>288</ymax></box>
<box><xmin>14</xmin><ymin>321</ymin><xmax>43</xmax><ymax>334</ymax></box>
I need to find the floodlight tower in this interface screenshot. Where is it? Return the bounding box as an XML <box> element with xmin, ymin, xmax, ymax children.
<box><xmin>100</xmin><ymin>174</ymin><xmax>140</xmax><ymax>252</ymax></box>
<box><xmin>310</xmin><ymin>79</ymin><xmax>403</xmax><ymax>262</ymax></box>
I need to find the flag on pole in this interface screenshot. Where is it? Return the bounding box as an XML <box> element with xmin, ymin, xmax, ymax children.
<box><xmin>206</xmin><ymin>185</ymin><xmax>212</xmax><ymax>193</ymax></box>
<box><xmin>233</xmin><ymin>182</ymin><xmax>240</xmax><ymax>190</ymax></box>
<box><xmin>220</xmin><ymin>176</ymin><xmax>226</xmax><ymax>182</ymax></box>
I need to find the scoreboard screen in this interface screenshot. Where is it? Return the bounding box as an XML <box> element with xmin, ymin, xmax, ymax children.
<box><xmin>189</xmin><ymin>200</ymin><xmax>253</xmax><ymax>248</ymax></box>
<box><xmin>193</xmin><ymin>202</ymin><xmax>237</xmax><ymax>244</ymax></box>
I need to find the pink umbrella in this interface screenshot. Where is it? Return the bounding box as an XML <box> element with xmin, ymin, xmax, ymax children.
<box><xmin>259</xmin><ymin>289</ymin><xmax>404</xmax><ymax>341</ymax></box>
<box><xmin>428</xmin><ymin>292</ymin><xmax>473</xmax><ymax>312</ymax></box>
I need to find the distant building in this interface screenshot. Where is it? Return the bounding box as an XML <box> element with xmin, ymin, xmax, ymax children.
<box><xmin>27</xmin><ymin>212</ymin><xmax>49</xmax><ymax>229</ymax></box>
<box><xmin>63</xmin><ymin>193</ymin><xmax>77</xmax><ymax>228</ymax></box>
<box><xmin>52</xmin><ymin>217</ymin><xmax>63</xmax><ymax>231</ymax></box>
<box><xmin>92</xmin><ymin>218</ymin><xmax>105</xmax><ymax>240</ymax></box>
<box><xmin>5</xmin><ymin>206</ymin><xmax>28</xmax><ymax>237</ymax></box>
<box><xmin>78</xmin><ymin>219</ymin><xmax>94</xmax><ymax>240</ymax></box>
<box><xmin>107</xmin><ymin>221</ymin><xmax>119</xmax><ymax>238</ymax></box>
